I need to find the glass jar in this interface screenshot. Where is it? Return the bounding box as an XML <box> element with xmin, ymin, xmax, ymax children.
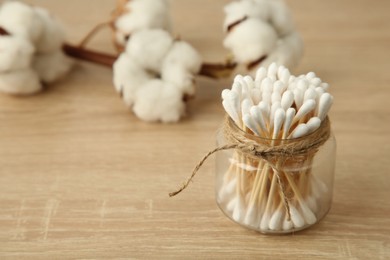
<box><xmin>215</xmin><ymin>119</ymin><xmax>336</xmax><ymax>234</ymax></box>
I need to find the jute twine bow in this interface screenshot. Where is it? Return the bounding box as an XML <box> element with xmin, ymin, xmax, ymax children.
<box><xmin>169</xmin><ymin>115</ymin><xmax>331</xmax><ymax>222</ymax></box>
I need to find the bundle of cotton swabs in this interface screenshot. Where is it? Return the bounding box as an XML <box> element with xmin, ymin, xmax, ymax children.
<box><xmin>219</xmin><ymin>63</ymin><xmax>333</xmax><ymax>232</ymax></box>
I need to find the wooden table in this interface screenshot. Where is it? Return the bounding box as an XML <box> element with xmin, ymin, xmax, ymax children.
<box><xmin>1</xmin><ymin>0</ymin><xmax>389</xmax><ymax>258</ymax></box>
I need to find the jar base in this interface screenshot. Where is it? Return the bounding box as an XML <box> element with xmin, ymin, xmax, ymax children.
<box><xmin>216</xmin><ymin>197</ymin><xmax>332</xmax><ymax>235</ymax></box>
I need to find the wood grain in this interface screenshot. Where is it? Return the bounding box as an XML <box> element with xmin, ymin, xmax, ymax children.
<box><xmin>0</xmin><ymin>0</ymin><xmax>389</xmax><ymax>259</ymax></box>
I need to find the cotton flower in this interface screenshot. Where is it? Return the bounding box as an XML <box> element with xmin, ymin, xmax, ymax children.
<box><xmin>0</xmin><ymin>1</ymin><xmax>73</xmax><ymax>95</ymax></box>
<box><xmin>223</xmin><ymin>0</ymin><xmax>303</xmax><ymax>75</ymax></box>
<box><xmin>126</xmin><ymin>29</ymin><xmax>174</xmax><ymax>72</ymax></box>
<box><xmin>133</xmin><ymin>80</ymin><xmax>185</xmax><ymax>123</ymax></box>
<box><xmin>113</xmin><ymin>0</ymin><xmax>171</xmax><ymax>51</ymax></box>
<box><xmin>113</xmin><ymin>53</ymin><xmax>152</xmax><ymax>106</ymax></box>
<box><xmin>113</xmin><ymin>29</ymin><xmax>202</xmax><ymax>123</ymax></box>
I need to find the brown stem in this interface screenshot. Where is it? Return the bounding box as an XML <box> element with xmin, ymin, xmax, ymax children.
<box><xmin>247</xmin><ymin>55</ymin><xmax>267</xmax><ymax>71</ymax></box>
<box><xmin>63</xmin><ymin>43</ymin><xmax>236</xmax><ymax>79</ymax></box>
<box><xmin>199</xmin><ymin>61</ymin><xmax>237</xmax><ymax>79</ymax></box>
<box><xmin>63</xmin><ymin>43</ymin><xmax>116</xmax><ymax>67</ymax></box>
<box><xmin>0</xmin><ymin>27</ymin><xmax>10</xmax><ymax>36</ymax></box>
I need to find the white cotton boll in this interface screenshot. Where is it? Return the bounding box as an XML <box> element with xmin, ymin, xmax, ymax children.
<box><xmin>161</xmin><ymin>65</ymin><xmax>195</xmax><ymax>96</ymax></box>
<box><xmin>162</xmin><ymin>41</ymin><xmax>202</xmax><ymax>74</ymax></box>
<box><xmin>33</xmin><ymin>51</ymin><xmax>73</xmax><ymax>84</ymax></box>
<box><xmin>133</xmin><ymin>79</ymin><xmax>185</xmax><ymax>123</ymax></box>
<box><xmin>33</xmin><ymin>7</ymin><xmax>65</xmax><ymax>53</ymax></box>
<box><xmin>267</xmin><ymin>0</ymin><xmax>295</xmax><ymax>36</ymax></box>
<box><xmin>113</xmin><ymin>53</ymin><xmax>152</xmax><ymax>106</ymax></box>
<box><xmin>126</xmin><ymin>29</ymin><xmax>173</xmax><ymax>72</ymax></box>
<box><xmin>260</xmin><ymin>31</ymin><xmax>303</xmax><ymax>69</ymax></box>
<box><xmin>115</xmin><ymin>0</ymin><xmax>171</xmax><ymax>40</ymax></box>
<box><xmin>161</xmin><ymin>40</ymin><xmax>202</xmax><ymax>94</ymax></box>
<box><xmin>224</xmin><ymin>18</ymin><xmax>278</xmax><ymax>64</ymax></box>
<box><xmin>0</xmin><ymin>36</ymin><xmax>34</xmax><ymax>72</ymax></box>
<box><xmin>0</xmin><ymin>1</ymin><xmax>43</xmax><ymax>43</ymax></box>
<box><xmin>0</xmin><ymin>68</ymin><xmax>41</xmax><ymax>95</ymax></box>
<box><xmin>223</xmin><ymin>0</ymin><xmax>269</xmax><ymax>31</ymax></box>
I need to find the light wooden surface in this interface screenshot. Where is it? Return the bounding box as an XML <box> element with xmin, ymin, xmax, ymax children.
<box><xmin>1</xmin><ymin>0</ymin><xmax>390</xmax><ymax>259</ymax></box>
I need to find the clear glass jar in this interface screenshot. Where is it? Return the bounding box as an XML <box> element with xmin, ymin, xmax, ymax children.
<box><xmin>216</xmin><ymin>119</ymin><xmax>336</xmax><ymax>234</ymax></box>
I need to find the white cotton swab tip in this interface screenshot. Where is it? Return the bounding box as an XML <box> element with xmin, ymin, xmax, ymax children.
<box><xmin>255</xmin><ymin>67</ymin><xmax>267</xmax><ymax>83</ymax></box>
<box><xmin>226</xmin><ymin>196</ymin><xmax>237</xmax><ymax>212</ymax></box>
<box><xmin>306</xmin><ymin>72</ymin><xmax>316</xmax><ymax>79</ymax></box>
<box><xmin>231</xmin><ymin>82</ymin><xmax>242</xmax><ymax>96</ymax></box>
<box><xmin>306</xmin><ymin>196</ymin><xmax>318</xmax><ymax>212</ymax></box>
<box><xmin>234</xmin><ymin>74</ymin><xmax>244</xmax><ymax>83</ymax></box>
<box><xmin>297</xmin><ymin>79</ymin><xmax>309</xmax><ymax>91</ymax></box>
<box><xmin>232</xmin><ymin>197</ymin><xmax>245</xmax><ymax>222</ymax></box>
<box><xmin>269</xmin><ymin>209</ymin><xmax>284</xmax><ymax>230</ymax></box>
<box><xmin>282</xmin><ymin>108</ymin><xmax>296</xmax><ymax>139</ymax></box>
<box><xmin>273</xmin><ymin>108</ymin><xmax>285</xmax><ymax>139</ymax></box>
<box><xmin>243</xmin><ymin>75</ymin><xmax>255</xmax><ymax>90</ymax></box>
<box><xmin>221</xmin><ymin>89</ymin><xmax>230</xmax><ymax>100</ymax></box>
<box><xmin>306</xmin><ymin>117</ymin><xmax>322</xmax><ymax>134</ymax></box>
<box><xmin>243</xmin><ymin>206</ymin><xmax>259</xmax><ymax>227</ymax></box>
<box><xmin>269</xmin><ymin>102</ymin><xmax>281</xmax><ymax>130</ymax></box>
<box><xmin>243</xmin><ymin>114</ymin><xmax>261</xmax><ymax>136</ymax></box>
<box><xmin>267</xmin><ymin>63</ymin><xmax>278</xmax><ymax>78</ymax></box>
<box><xmin>300</xmin><ymin>204</ymin><xmax>317</xmax><ymax>225</ymax></box>
<box><xmin>289</xmin><ymin>124</ymin><xmax>309</xmax><ymax>139</ymax></box>
<box><xmin>222</xmin><ymin>100</ymin><xmax>240</xmax><ymax>125</ymax></box>
<box><xmin>260</xmin><ymin>213</ymin><xmax>271</xmax><ymax>230</ymax></box>
<box><xmin>293</xmin><ymin>88</ymin><xmax>304</xmax><ymax>108</ymax></box>
<box><xmin>289</xmin><ymin>205</ymin><xmax>306</xmax><ymax>228</ymax></box>
<box><xmin>283</xmin><ymin>219</ymin><xmax>293</xmax><ymax>231</ymax></box>
<box><xmin>304</xmin><ymin>88</ymin><xmax>317</xmax><ymax>102</ymax></box>
<box><xmin>318</xmin><ymin>93</ymin><xmax>334</xmax><ymax>121</ymax></box>
<box><xmin>251</xmin><ymin>88</ymin><xmax>261</xmax><ymax>104</ymax></box>
<box><xmin>281</xmin><ymin>90</ymin><xmax>294</xmax><ymax>110</ymax></box>
<box><xmin>293</xmin><ymin>99</ymin><xmax>316</xmax><ymax>124</ymax></box>
<box><xmin>241</xmin><ymin>98</ymin><xmax>253</xmax><ymax>116</ymax></box>
<box><xmin>250</xmin><ymin>106</ymin><xmax>267</xmax><ymax>133</ymax></box>
<box><xmin>280</xmin><ymin>69</ymin><xmax>291</xmax><ymax>85</ymax></box>
<box><xmin>273</xmin><ymin>80</ymin><xmax>285</xmax><ymax>93</ymax></box>
<box><xmin>261</xmin><ymin>78</ymin><xmax>273</xmax><ymax>93</ymax></box>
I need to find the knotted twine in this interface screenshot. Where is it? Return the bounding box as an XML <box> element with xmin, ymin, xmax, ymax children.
<box><xmin>169</xmin><ymin>115</ymin><xmax>331</xmax><ymax>222</ymax></box>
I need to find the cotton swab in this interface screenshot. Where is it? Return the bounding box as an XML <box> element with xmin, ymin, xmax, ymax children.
<box><xmin>222</xmin><ymin>100</ymin><xmax>239</xmax><ymax>126</ymax></box>
<box><xmin>273</xmin><ymin>80</ymin><xmax>285</xmax><ymax>94</ymax></box>
<box><xmin>255</xmin><ymin>67</ymin><xmax>267</xmax><ymax>82</ymax></box>
<box><xmin>241</xmin><ymin>98</ymin><xmax>253</xmax><ymax>117</ymax></box>
<box><xmin>304</xmin><ymin>88</ymin><xmax>317</xmax><ymax>102</ymax></box>
<box><xmin>317</xmin><ymin>93</ymin><xmax>334</xmax><ymax>120</ymax></box>
<box><xmin>306</xmin><ymin>117</ymin><xmax>321</xmax><ymax>134</ymax></box>
<box><xmin>272</xmin><ymin>108</ymin><xmax>285</xmax><ymax>139</ymax></box>
<box><xmin>243</xmin><ymin>114</ymin><xmax>261</xmax><ymax>136</ymax></box>
<box><xmin>280</xmin><ymin>69</ymin><xmax>290</xmax><ymax>85</ymax></box>
<box><xmin>267</xmin><ymin>63</ymin><xmax>278</xmax><ymax>80</ymax></box>
<box><xmin>281</xmin><ymin>90</ymin><xmax>294</xmax><ymax>110</ymax></box>
<box><xmin>293</xmin><ymin>99</ymin><xmax>316</xmax><ymax>124</ymax></box>
<box><xmin>259</xmin><ymin>110</ymin><xmax>285</xmax><ymax>230</ymax></box>
<box><xmin>250</xmin><ymin>106</ymin><xmax>267</xmax><ymax>135</ymax></box>
<box><xmin>261</xmin><ymin>78</ymin><xmax>273</xmax><ymax>93</ymax></box>
<box><xmin>289</xmin><ymin>123</ymin><xmax>309</xmax><ymax>139</ymax></box>
<box><xmin>293</xmin><ymin>88</ymin><xmax>304</xmax><ymax>108</ymax></box>
<box><xmin>282</xmin><ymin>108</ymin><xmax>296</xmax><ymax>139</ymax></box>
<box><xmin>269</xmin><ymin>204</ymin><xmax>284</xmax><ymax>230</ymax></box>
<box><xmin>243</xmin><ymin>75</ymin><xmax>255</xmax><ymax>90</ymax></box>
<box><xmin>269</xmin><ymin>102</ymin><xmax>281</xmax><ymax>131</ymax></box>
